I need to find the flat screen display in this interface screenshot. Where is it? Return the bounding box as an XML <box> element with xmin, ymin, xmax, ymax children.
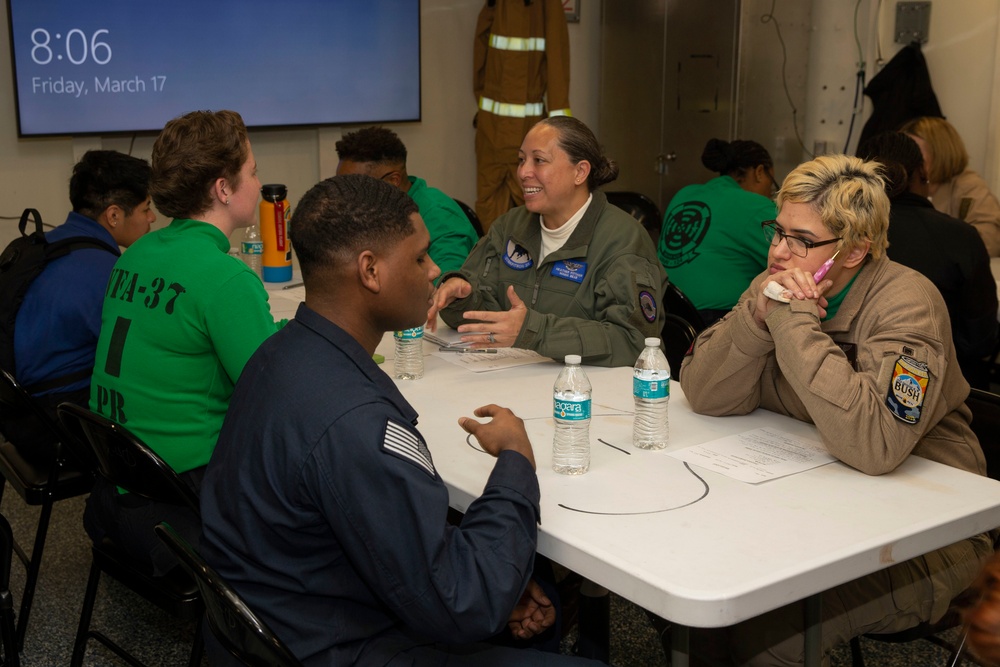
<box><xmin>6</xmin><ymin>0</ymin><xmax>421</xmax><ymax>136</ymax></box>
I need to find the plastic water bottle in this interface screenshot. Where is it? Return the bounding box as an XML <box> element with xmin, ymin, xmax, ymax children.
<box><xmin>552</xmin><ymin>355</ymin><xmax>591</xmax><ymax>475</ymax></box>
<box><xmin>240</xmin><ymin>222</ymin><xmax>263</xmax><ymax>280</ymax></box>
<box><xmin>393</xmin><ymin>327</ymin><xmax>424</xmax><ymax>380</ymax></box>
<box><xmin>633</xmin><ymin>337</ymin><xmax>670</xmax><ymax>450</ymax></box>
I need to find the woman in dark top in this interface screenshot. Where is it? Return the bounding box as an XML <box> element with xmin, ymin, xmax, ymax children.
<box><xmin>857</xmin><ymin>131</ymin><xmax>998</xmax><ymax>389</ymax></box>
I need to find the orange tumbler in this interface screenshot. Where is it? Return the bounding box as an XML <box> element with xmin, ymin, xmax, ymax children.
<box><xmin>260</xmin><ymin>183</ymin><xmax>292</xmax><ymax>282</ymax></box>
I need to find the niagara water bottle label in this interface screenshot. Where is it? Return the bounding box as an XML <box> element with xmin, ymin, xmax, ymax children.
<box><xmin>241</xmin><ymin>241</ymin><xmax>263</xmax><ymax>255</ymax></box>
<box><xmin>633</xmin><ymin>376</ymin><xmax>669</xmax><ymax>399</ymax></box>
<box><xmin>394</xmin><ymin>327</ymin><xmax>424</xmax><ymax>341</ymax></box>
<box><xmin>554</xmin><ymin>397</ymin><xmax>591</xmax><ymax>421</ymax></box>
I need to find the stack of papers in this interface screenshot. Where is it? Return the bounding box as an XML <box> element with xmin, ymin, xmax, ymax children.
<box><xmin>425</xmin><ymin>324</ymin><xmax>549</xmax><ymax>372</ymax></box>
<box><xmin>423</xmin><ymin>325</ymin><xmax>472</xmax><ymax>349</ymax></box>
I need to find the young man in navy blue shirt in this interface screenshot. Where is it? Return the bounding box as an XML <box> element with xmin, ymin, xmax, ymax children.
<box><xmin>201</xmin><ymin>174</ymin><xmax>596</xmax><ymax>666</ymax></box>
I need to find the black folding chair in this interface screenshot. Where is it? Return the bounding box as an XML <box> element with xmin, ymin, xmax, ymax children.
<box><xmin>604</xmin><ymin>190</ymin><xmax>662</xmax><ymax>246</ymax></box>
<box><xmin>453</xmin><ymin>199</ymin><xmax>485</xmax><ymax>238</ymax></box>
<box><xmin>661</xmin><ymin>314</ymin><xmax>698</xmax><ymax>382</ymax></box>
<box><xmin>0</xmin><ymin>368</ymin><xmax>93</xmax><ymax>649</ymax></box>
<box><xmin>0</xmin><ymin>512</ymin><xmax>19</xmax><ymax>667</ymax></box>
<box><xmin>850</xmin><ymin>388</ymin><xmax>1000</xmax><ymax>667</ymax></box>
<box><xmin>156</xmin><ymin>523</ymin><xmax>302</xmax><ymax>667</ymax></box>
<box><xmin>56</xmin><ymin>403</ymin><xmax>203</xmax><ymax>667</ymax></box>
<box><xmin>663</xmin><ymin>282</ymin><xmax>705</xmax><ymax>335</ymax></box>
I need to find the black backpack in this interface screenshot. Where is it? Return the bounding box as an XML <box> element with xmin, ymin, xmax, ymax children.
<box><xmin>0</xmin><ymin>208</ymin><xmax>119</xmax><ymax>393</ymax></box>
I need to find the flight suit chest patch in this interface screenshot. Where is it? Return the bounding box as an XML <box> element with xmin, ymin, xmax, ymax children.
<box><xmin>502</xmin><ymin>238</ymin><xmax>533</xmax><ymax>270</ymax></box>
<box><xmin>550</xmin><ymin>259</ymin><xmax>587</xmax><ymax>283</ymax></box>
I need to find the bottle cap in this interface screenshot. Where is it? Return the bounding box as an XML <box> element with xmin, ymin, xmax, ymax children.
<box><xmin>645</xmin><ymin>337</ymin><xmax>661</xmax><ymax>347</ymax></box>
<box><xmin>564</xmin><ymin>355</ymin><xmax>581</xmax><ymax>365</ymax></box>
<box><xmin>260</xmin><ymin>183</ymin><xmax>287</xmax><ymax>202</ymax></box>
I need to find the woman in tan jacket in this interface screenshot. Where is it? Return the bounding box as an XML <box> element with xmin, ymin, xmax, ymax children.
<box><xmin>680</xmin><ymin>154</ymin><xmax>994</xmax><ymax>666</ymax></box>
<box><xmin>902</xmin><ymin>116</ymin><xmax>1000</xmax><ymax>256</ymax></box>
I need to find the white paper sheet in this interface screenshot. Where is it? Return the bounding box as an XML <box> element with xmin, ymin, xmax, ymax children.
<box><xmin>667</xmin><ymin>427</ymin><xmax>836</xmax><ymax>483</ymax></box>
<box><xmin>267</xmin><ymin>285</ymin><xmax>305</xmax><ymax>321</ymax></box>
<box><xmin>433</xmin><ymin>347</ymin><xmax>548</xmax><ymax>372</ymax></box>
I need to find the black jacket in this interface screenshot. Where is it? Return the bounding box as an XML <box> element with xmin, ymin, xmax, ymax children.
<box><xmin>858</xmin><ymin>43</ymin><xmax>942</xmax><ymax>147</ymax></box>
<box><xmin>886</xmin><ymin>191</ymin><xmax>998</xmax><ymax>387</ymax></box>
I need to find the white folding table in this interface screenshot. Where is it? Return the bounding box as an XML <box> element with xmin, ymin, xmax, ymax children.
<box><xmin>379</xmin><ymin>339</ymin><xmax>1000</xmax><ymax>667</ymax></box>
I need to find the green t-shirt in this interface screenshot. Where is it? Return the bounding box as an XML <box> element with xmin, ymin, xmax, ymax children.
<box><xmin>90</xmin><ymin>219</ymin><xmax>282</xmax><ymax>474</ymax></box>
<box><xmin>407</xmin><ymin>176</ymin><xmax>478</xmax><ymax>277</ymax></box>
<box><xmin>659</xmin><ymin>176</ymin><xmax>775</xmax><ymax>311</ymax></box>
<box><xmin>823</xmin><ymin>270</ymin><xmax>860</xmax><ymax>321</ymax></box>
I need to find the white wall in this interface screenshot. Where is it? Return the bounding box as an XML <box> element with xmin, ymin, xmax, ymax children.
<box><xmin>2</xmin><ymin>0</ymin><xmax>997</xmax><ymax>242</ymax></box>
<box><xmin>879</xmin><ymin>0</ymin><xmax>1000</xmax><ymax>179</ymax></box>
<box><xmin>0</xmin><ymin>0</ymin><xmax>603</xmax><ymax>244</ymax></box>
<box><xmin>738</xmin><ymin>0</ymin><xmax>813</xmax><ymax>180</ymax></box>
<box><xmin>800</xmin><ymin>0</ymin><xmax>1000</xmax><ymax>178</ymax></box>
<box><xmin>739</xmin><ymin>0</ymin><xmax>1000</xmax><ymax>187</ymax></box>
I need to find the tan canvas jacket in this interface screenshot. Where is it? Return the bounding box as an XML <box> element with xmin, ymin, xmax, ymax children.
<box><xmin>933</xmin><ymin>168</ymin><xmax>1000</xmax><ymax>257</ymax></box>
<box><xmin>680</xmin><ymin>255</ymin><xmax>986</xmax><ymax>476</ymax></box>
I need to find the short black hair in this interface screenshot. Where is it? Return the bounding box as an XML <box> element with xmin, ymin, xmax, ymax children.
<box><xmin>70</xmin><ymin>150</ymin><xmax>152</xmax><ymax>220</ymax></box>
<box><xmin>290</xmin><ymin>174</ymin><xmax>419</xmax><ymax>280</ymax></box>
<box><xmin>856</xmin><ymin>131</ymin><xmax>924</xmax><ymax>200</ymax></box>
<box><xmin>335</xmin><ymin>126</ymin><xmax>407</xmax><ymax>166</ymax></box>
<box><xmin>701</xmin><ymin>138</ymin><xmax>773</xmax><ymax>178</ymax></box>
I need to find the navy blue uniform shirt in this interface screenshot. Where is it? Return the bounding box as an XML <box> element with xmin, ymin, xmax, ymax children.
<box><xmin>201</xmin><ymin>304</ymin><xmax>541</xmax><ymax>666</ymax></box>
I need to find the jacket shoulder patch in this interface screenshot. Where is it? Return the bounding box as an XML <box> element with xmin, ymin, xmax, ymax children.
<box><xmin>885</xmin><ymin>355</ymin><xmax>929</xmax><ymax>424</ymax></box>
<box><xmin>381</xmin><ymin>419</ymin><xmax>436</xmax><ymax>477</ymax></box>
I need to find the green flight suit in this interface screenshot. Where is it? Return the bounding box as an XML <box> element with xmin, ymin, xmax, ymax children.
<box><xmin>440</xmin><ymin>191</ymin><xmax>667</xmax><ymax>367</ymax></box>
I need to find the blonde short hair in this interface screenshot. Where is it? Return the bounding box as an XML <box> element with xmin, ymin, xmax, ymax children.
<box><xmin>899</xmin><ymin>116</ymin><xmax>969</xmax><ymax>183</ymax></box>
<box><xmin>776</xmin><ymin>154</ymin><xmax>889</xmax><ymax>260</ymax></box>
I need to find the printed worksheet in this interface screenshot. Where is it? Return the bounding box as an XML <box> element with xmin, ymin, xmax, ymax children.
<box><xmin>667</xmin><ymin>427</ymin><xmax>836</xmax><ymax>483</ymax></box>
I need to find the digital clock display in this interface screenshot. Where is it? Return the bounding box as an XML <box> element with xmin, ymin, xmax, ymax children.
<box><xmin>6</xmin><ymin>0</ymin><xmax>421</xmax><ymax>136</ymax></box>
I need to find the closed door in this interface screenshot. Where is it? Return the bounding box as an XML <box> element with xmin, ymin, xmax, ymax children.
<box><xmin>600</xmin><ymin>0</ymin><xmax>741</xmax><ymax>215</ymax></box>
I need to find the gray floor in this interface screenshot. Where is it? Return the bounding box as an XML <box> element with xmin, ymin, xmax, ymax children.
<box><xmin>1</xmin><ymin>492</ymin><xmax>966</xmax><ymax>666</ymax></box>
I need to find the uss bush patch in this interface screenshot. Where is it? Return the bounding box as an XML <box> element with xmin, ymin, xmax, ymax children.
<box><xmin>885</xmin><ymin>355</ymin><xmax>929</xmax><ymax>424</ymax></box>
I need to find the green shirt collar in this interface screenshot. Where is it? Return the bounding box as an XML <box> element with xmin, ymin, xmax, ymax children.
<box><xmin>822</xmin><ymin>271</ymin><xmax>860</xmax><ymax>321</ymax></box>
<box><xmin>167</xmin><ymin>218</ymin><xmax>232</xmax><ymax>253</ymax></box>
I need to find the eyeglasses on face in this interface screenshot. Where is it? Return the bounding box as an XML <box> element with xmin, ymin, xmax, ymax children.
<box><xmin>761</xmin><ymin>220</ymin><xmax>840</xmax><ymax>258</ymax></box>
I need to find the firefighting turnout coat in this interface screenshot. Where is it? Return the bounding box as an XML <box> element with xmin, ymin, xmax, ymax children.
<box><xmin>474</xmin><ymin>0</ymin><xmax>571</xmax><ymax>231</ymax></box>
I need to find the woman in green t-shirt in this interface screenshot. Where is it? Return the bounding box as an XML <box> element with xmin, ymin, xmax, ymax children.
<box><xmin>658</xmin><ymin>138</ymin><xmax>777</xmax><ymax>327</ymax></box>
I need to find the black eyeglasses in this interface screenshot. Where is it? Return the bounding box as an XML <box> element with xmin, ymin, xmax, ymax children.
<box><xmin>761</xmin><ymin>220</ymin><xmax>840</xmax><ymax>258</ymax></box>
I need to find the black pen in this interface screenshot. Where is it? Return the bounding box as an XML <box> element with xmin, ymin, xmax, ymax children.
<box><xmin>438</xmin><ymin>347</ymin><xmax>499</xmax><ymax>354</ymax></box>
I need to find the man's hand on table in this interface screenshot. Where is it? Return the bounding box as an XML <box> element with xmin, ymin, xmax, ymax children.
<box><xmin>458</xmin><ymin>404</ymin><xmax>535</xmax><ymax>470</ymax></box>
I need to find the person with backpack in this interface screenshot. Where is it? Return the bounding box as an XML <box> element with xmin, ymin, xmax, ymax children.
<box><xmin>11</xmin><ymin>150</ymin><xmax>154</xmax><ymax>415</ymax></box>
